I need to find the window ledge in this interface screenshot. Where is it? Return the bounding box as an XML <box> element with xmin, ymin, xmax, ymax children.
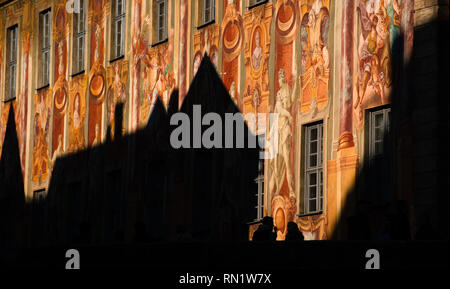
<box><xmin>247</xmin><ymin>0</ymin><xmax>268</xmax><ymax>10</ymax></box>
<box><xmin>297</xmin><ymin>211</ymin><xmax>324</xmax><ymax>218</ymax></box>
<box><xmin>3</xmin><ymin>96</ymin><xmax>16</xmax><ymax>103</ymax></box>
<box><xmin>36</xmin><ymin>84</ymin><xmax>50</xmax><ymax>91</ymax></box>
<box><xmin>197</xmin><ymin>19</ymin><xmax>215</xmax><ymax>30</ymax></box>
<box><xmin>152</xmin><ymin>38</ymin><xmax>168</xmax><ymax>47</ymax></box>
<box><xmin>246</xmin><ymin>219</ymin><xmax>263</xmax><ymax>225</ymax></box>
<box><xmin>110</xmin><ymin>55</ymin><xmax>125</xmax><ymax>63</ymax></box>
<box><xmin>71</xmin><ymin>70</ymin><xmax>85</xmax><ymax>78</ymax></box>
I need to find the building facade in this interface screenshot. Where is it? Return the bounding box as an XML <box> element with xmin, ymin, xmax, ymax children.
<box><xmin>0</xmin><ymin>0</ymin><xmax>448</xmax><ymax>242</ymax></box>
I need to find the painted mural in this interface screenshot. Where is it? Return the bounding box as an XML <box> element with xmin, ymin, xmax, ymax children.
<box><xmin>193</xmin><ymin>24</ymin><xmax>220</xmax><ymax>77</ymax></box>
<box><xmin>68</xmin><ymin>75</ymin><xmax>88</xmax><ymax>152</ymax></box>
<box><xmin>88</xmin><ymin>0</ymin><xmax>106</xmax><ymax>146</ymax></box>
<box><xmin>178</xmin><ymin>0</ymin><xmax>188</xmax><ymax>104</ymax></box>
<box><xmin>354</xmin><ymin>0</ymin><xmax>414</xmax><ymax>129</ymax></box>
<box><xmin>131</xmin><ymin>0</ymin><xmax>176</xmax><ymax>129</ymax></box>
<box><xmin>106</xmin><ymin>60</ymin><xmax>128</xmax><ymax>137</ymax></box>
<box><xmin>17</xmin><ymin>3</ymin><xmax>32</xmax><ymax>175</ymax></box>
<box><xmin>52</xmin><ymin>3</ymin><xmax>69</xmax><ymax>163</ymax></box>
<box><xmin>0</xmin><ymin>0</ymin><xmax>423</xmax><ymax>241</ymax></box>
<box><xmin>243</xmin><ymin>2</ymin><xmax>272</xmax><ymax>135</ymax></box>
<box><xmin>32</xmin><ymin>90</ymin><xmax>52</xmax><ymax>186</ymax></box>
<box><xmin>267</xmin><ymin>0</ymin><xmax>300</xmax><ymax>240</ymax></box>
<box><xmin>299</xmin><ymin>0</ymin><xmax>330</xmax><ymax>113</ymax></box>
<box><xmin>221</xmin><ymin>0</ymin><xmax>243</xmax><ymax>109</ymax></box>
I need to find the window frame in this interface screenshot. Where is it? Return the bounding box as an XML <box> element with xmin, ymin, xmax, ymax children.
<box><xmin>203</xmin><ymin>0</ymin><xmax>215</xmax><ymax>26</ymax></box>
<box><xmin>366</xmin><ymin>106</ymin><xmax>392</xmax><ymax>204</ymax></box>
<box><xmin>155</xmin><ymin>0</ymin><xmax>168</xmax><ymax>44</ymax></box>
<box><xmin>38</xmin><ymin>9</ymin><xmax>52</xmax><ymax>89</ymax></box>
<box><xmin>72</xmin><ymin>0</ymin><xmax>86</xmax><ymax>75</ymax></box>
<box><xmin>303</xmin><ymin>121</ymin><xmax>324</xmax><ymax>215</ymax></box>
<box><xmin>369</xmin><ymin>107</ymin><xmax>391</xmax><ymax>161</ymax></box>
<box><xmin>5</xmin><ymin>24</ymin><xmax>18</xmax><ymax>102</ymax></box>
<box><xmin>248</xmin><ymin>0</ymin><xmax>268</xmax><ymax>10</ymax></box>
<box><xmin>253</xmin><ymin>134</ymin><xmax>265</xmax><ymax>221</ymax></box>
<box><xmin>111</xmin><ymin>0</ymin><xmax>126</xmax><ymax>61</ymax></box>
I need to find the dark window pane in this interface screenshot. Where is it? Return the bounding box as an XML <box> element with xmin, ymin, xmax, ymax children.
<box><xmin>309</xmin><ymin>200</ymin><xmax>316</xmax><ymax>212</ymax></box>
<box><xmin>310</xmin><ymin>127</ymin><xmax>317</xmax><ymax>141</ymax></box>
<box><xmin>375</xmin><ymin>113</ymin><xmax>383</xmax><ymax>128</ymax></box>
<box><xmin>310</xmin><ymin>140</ymin><xmax>317</xmax><ymax>154</ymax></box>
<box><xmin>309</xmin><ymin>172</ymin><xmax>317</xmax><ymax>186</ymax></box>
<box><xmin>309</xmin><ymin>154</ymin><xmax>317</xmax><ymax>167</ymax></box>
<box><xmin>309</xmin><ymin>185</ymin><xmax>316</xmax><ymax>198</ymax></box>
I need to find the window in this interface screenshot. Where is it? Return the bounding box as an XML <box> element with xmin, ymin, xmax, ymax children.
<box><xmin>33</xmin><ymin>189</ymin><xmax>46</xmax><ymax>203</ymax></box>
<box><xmin>111</xmin><ymin>0</ymin><xmax>126</xmax><ymax>60</ymax></box>
<box><xmin>302</xmin><ymin>122</ymin><xmax>323</xmax><ymax>214</ymax></box>
<box><xmin>203</xmin><ymin>0</ymin><xmax>215</xmax><ymax>24</ymax></box>
<box><xmin>248</xmin><ymin>0</ymin><xmax>267</xmax><ymax>9</ymax></box>
<box><xmin>155</xmin><ymin>0</ymin><xmax>168</xmax><ymax>43</ymax></box>
<box><xmin>369</xmin><ymin>107</ymin><xmax>391</xmax><ymax>160</ymax></box>
<box><xmin>367</xmin><ymin>107</ymin><xmax>392</xmax><ymax>203</ymax></box>
<box><xmin>73</xmin><ymin>0</ymin><xmax>86</xmax><ymax>74</ymax></box>
<box><xmin>39</xmin><ymin>9</ymin><xmax>51</xmax><ymax>87</ymax></box>
<box><xmin>5</xmin><ymin>25</ymin><xmax>18</xmax><ymax>101</ymax></box>
<box><xmin>254</xmin><ymin>135</ymin><xmax>265</xmax><ymax>220</ymax></box>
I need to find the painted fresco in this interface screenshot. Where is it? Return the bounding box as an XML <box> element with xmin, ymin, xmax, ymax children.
<box><xmin>88</xmin><ymin>0</ymin><xmax>106</xmax><ymax>146</ymax></box>
<box><xmin>17</xmin><ymin>3</ymin><xmax>32</xmax><ymax>174</ymax></box>
<box><xmin>354</xmin><ymin>0</ymin><xmax>414</xmax><ymax>129</ymax></box>
<box><xmin>192</xmin><ymin>24</ymin><xmax>220</xmax><ymax>77</ymax></box>
<box><xmin>299</xmin><ymin>0</ymin><xmax>330</xmax><ymax>113</ymax></box>
<box><xmin>221</xmin><ymin>0</ymin><xmax>243</xmax><ymax>109</ymax></box>
<box><xmin>267</xmin><ymin>0</ymin><xmax>300</xmax><ymax>240</ymax></box>
<box><xmin>0</xmin><ymin>16</ymin><xmax>4</xmax><ymax>157</ymax></box>
<box><xmin>52</xmin><ymin>4</ymin><xmax>69</xmax><ymax>161</ymax></box>
<box><xmin>68</xmin><ymin>75</ymin><xmax>88</xmax><ymax>152</ymax></box>
<box><xmin>178</xmin><ymin>0</ymin><xmax>189</xmax><ymax>104</ymax></box>
<box><xmin>106</xmin><ymin>61</ymin><xmax>128</xmax><ymax>137</ymax></box>
<box><xmin>131</xmin><ymin>0</ymin><xmax>176</xmax><ymax>129</ymax></box>
<box><xmin>32</xmin><ymin>90</ymin><xmax>52</xmax><ymax>186</ymax></box>
<box><xmin>243</xmin><ymin>2</ymin><xmax>272</xmax><ymax>135</ymax></box>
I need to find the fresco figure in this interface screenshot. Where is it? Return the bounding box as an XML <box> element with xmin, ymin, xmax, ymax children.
<box><xmin>92</xmin><ymin>123</ymin><xmax>100</xmax><ymax>146</ymax></box>
<box><xmin>193</xmin><ymin>53</ymin><xmax>201</xmax><ymax>76</ymax></box>
<box><xmin>107</xmin><ymin>62</ymin><xmax>127</xmax><ymax>135</ymax></box>
<box><xmin>300</xmin><ymin>0</ymin><xmax>330</xmax><ymax>112</ymax></box>
<box><xmin>68</xmin><ymin>91</ymin><xmax>85</xmax><ymax>151</ymax></box>
<box><xmin>355</xmin><ymin>0</ymin><xmax>402</xmax><ymax>110</ymax></box>
<box><xmin>229</xmin><ymin>81</ymin><xmax>237</xmax><ymax>106</ymax></box>
<box><xmin>252</xmin><ymin>31</ymin><xmax>263</xmax><ymax>71</ymax></box>
<box><xmin>32</xmin><ymin>93</ymin><xmax>51</xmax><ymax>184</ymax></box>
<box><xmin>269</xmin><ymin>68</ymin><xmax>297</xmax><ymax>199</ymax></box>
<box><xmin>51</xmin><ymin>134</ymin><xmax>63</xmax><ymax>168</ymax></box>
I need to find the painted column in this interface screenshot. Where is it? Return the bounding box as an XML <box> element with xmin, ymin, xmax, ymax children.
<box><xmin>338</xmin><ymin>0</ymin><xmax>354</xmax><ymax>150</ymax></box>
<box><xmin>178</xmin><ymin>0</ymin><xmax>188</xmax><ymax>106</ymax></box>
<box><xmin>331</xmin><ymin>0</ymin><xmax>358</xmax><ymax>240</ymax></box>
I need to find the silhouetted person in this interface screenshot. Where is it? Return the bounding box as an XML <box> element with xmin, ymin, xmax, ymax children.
<box><xmin>285</xmin><ymin>221</ymin><xmax>304</xmax><ymax>241</ymax></box>
<box><xmin>252</xmin><ymin>216</ymin><xmax>276</xmax><ymax>241</ymax></box>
